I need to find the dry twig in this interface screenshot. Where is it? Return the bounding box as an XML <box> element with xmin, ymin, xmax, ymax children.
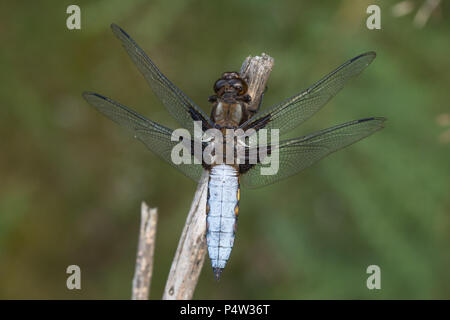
<box><xmin>162</xmin><ymin>171</ymin><xmax>209</xmax><ymax>300</ymax></box>
<box><xmin>131</xmin><ymin>202</ymin><xmax>158</xmax><ymax>300</ymax></box>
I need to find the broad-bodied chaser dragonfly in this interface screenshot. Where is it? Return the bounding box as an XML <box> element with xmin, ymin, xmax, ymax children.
<box><xmin>83</xmin><ymin>24</ymin><xmax>386</xmax><ymax>280</ymax></box>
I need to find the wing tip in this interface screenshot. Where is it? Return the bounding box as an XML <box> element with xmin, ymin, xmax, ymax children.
<box><xmin>357</xmin><ymin>116</ymin><xmax>387</xmax><ymax>123</ymax></box>
<box><xmin>357</xmin><ymin>116</ymin><xmax>387</xmax><ymax>128</ymax></box>
<box><xmin>364</xmin><ymin>51</ymin><xmax>376</xmax><ymax>57</ymax></box>
<box><xmin>82</xmin><ymin>91</ymin><xmax>106</xmax><ymax>101</ymax></box>
<box><xmin>356</xmin><ymin>117</ymin><xmax>387</xmax><ymax>132</ymax></box>
<box><xmin>352</xmin><ymin>51</ymin><xmax>377</xmax><ymax>65</ymax></box>
<box><xmin>82</xmin><ymin>91</ymin><xmax>92</xmax><ymax>101</ymax></box>
<box><xmin>110</xmin><ymin>23</ymin><xmax>121</xmax><ymax>33</ymax></box>
<box><xmin>110</xmin><ymin>23</ymin><xmax>131</xmax><ymax>40</ymax></box>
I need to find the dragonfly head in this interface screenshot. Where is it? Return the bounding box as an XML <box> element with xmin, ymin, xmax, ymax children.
<box><xmin>209</xmin><ymin>72</ymin><xmax>252</xmax><ymax>127</ymax></box>
<box><xmin>213</xmin><ymin>72</ymin><xmax>248</xmax><ymax>98</ymax></box>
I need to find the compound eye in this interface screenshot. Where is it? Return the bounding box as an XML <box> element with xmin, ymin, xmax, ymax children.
<box><xmin>230</xmin><ymin>79</ymin><xmax>247</xmax><ymax>95</ymax></box>
<box><xmin>213</xmin><ymin>79</ymin><xmax>227</xmax><ymax>93</ymax></box>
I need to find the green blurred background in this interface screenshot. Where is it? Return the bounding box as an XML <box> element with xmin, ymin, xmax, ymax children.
<box><xmin>1</xmin><ymin>0</ymin><xmax>449</xmax><ymax>299</ymax></box>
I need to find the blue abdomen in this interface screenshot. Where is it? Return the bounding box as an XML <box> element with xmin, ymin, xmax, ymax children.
<box><xmin>206</xmin><ymin>164</ymin><xmax>239</xmax><ymax>280</ymax></box>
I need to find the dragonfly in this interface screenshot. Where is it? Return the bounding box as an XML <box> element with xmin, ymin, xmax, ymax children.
<box><xmin>83</xmin><ymin>24</ymin><xmax>386</xmax><ymax>280</ymax></box>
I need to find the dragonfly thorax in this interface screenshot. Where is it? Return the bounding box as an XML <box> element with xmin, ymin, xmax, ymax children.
<box><xmin>211</xmin><ymin>101</ymin><xmax>244</xmax><ymax>128</ymax></box>
<box><xmin>209</xmin><ymin>72</ymin><xmax>252</xmax><ymax>127</ymax></box>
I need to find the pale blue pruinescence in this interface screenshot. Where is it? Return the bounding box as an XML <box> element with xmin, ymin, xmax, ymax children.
<box><xmin>206</xmin><ymin>164</ymin><xmax>239</xmax><ymax>270</ymax></box>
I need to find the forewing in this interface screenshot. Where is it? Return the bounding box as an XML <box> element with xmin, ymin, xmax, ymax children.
<box><xmin>240</xmin><ymin>52</ymin><xmax>376</xmax><ymax>136</ymax></box>
<box><xmin>83</xmin><ymin>92</ymin><xmax>204</xmax><ymax>182</ymax></box>
<box><xmin>110</xmin><ymin>24</ymin><xmax>212</xmax><ymax>133</ymax></box>
<box><xmin>241</xmin><ymin>117</ymin><xmax>386</xmax><ymax>188</ymax></box>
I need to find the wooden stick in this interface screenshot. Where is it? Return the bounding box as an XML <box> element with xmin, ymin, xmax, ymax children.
<box><xmin>131</xmin><ymin>202</ymin><xmax>158</xmax><ymax>300</ymax></box>
<box><xmin>162</xmin><ymin>54</ymin><xmax>274</xmax><ymax>300</ymax></box>
<box><xmin>240</xmin><ymin>53</ymin><xmax>275</xmax><ymax>116</ymax></box>
<box><xmin>162</xmin><ymin>171</ymin><xmax>209</xmax><ymax>300</ymax></box>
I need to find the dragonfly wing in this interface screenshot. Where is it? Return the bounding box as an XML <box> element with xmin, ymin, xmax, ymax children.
<box><xmin>240</xmin><ymin>117</ymin><xmax>386</xmax><ymax>188</ymax></box>
<box><xmin>240</xmin><ymin>52</ymin><xmax>376</xmax><ymax>136</ymax></box>
<box><xmin>110</xmin><ymin>24</ymin><xmax>212</xmax><ymax>134</ymax></box>
<box><xmin>83</xmin><ymin>92</ymin><xmax>204</xmax><ymax>182</ymax></box>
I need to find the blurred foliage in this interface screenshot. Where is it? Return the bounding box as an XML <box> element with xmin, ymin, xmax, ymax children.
<box><xmin>0</xmin><ymin>0</ymin><xmax>449</xmax><ymax>299</ymax></box>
